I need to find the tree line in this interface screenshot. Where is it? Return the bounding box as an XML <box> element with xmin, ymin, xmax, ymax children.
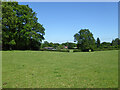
<box><xmin>74</xmin><ymin>29</ymin><xmax>120</xmax><ymax>51</ymax></box>
<box><xmin>41</xmin><ymin>41</ymin><xmax>77</xmax><ymax>49</ymax></box>
<box><xmin>41</xmin><ymin>35</ymin><xmax>120</xmax><ymax>51</ymax></box>
<box><xmin>1</xmin><ymin>2</ymin><xmax>120</xmax><ymax>51</ymax></box>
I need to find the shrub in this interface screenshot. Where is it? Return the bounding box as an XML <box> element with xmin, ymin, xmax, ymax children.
<box><xmin>94</xmin><ymin>47</ymin><xmax>119</xmax><ymax>51</ymax></box>
<box><xmin>39</xmin><ymin>49</ymin><xmax>69</xmax><ymax>52</ymax></box>
<box><xmin>73</xmin><ymin>49</ymin><xmax>81</xmax><ymax>52</ymax></box>
<box><xmin>59</xmin><ymin>49</ymin><xmax>69</xmax><ymax>52</ymax></box>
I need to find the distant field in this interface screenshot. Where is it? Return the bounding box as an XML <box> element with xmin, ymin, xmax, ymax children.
<box><xmin>2</xmin><ymin>50</ymin><xmax>118</xmax><ymax>88</ymax></box>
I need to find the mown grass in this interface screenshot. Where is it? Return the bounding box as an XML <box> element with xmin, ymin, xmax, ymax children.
<box><xmin>2</xmin><ymin>50</ymin><xmax>118</xmax><ymax>88</ymax></box>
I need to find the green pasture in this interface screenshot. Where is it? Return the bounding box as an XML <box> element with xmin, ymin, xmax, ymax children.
<box><xmin>2</xmin><ymin>50</ymin><xmax>118</xmax><ymax>88</ymax></box>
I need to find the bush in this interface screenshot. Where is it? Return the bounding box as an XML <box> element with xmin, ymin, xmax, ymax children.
<box><xmin>59</xmin><ymin>49</ymin><xmax>69</xmax><ymax>52</ymax></box>
<box><xmin>39</xmin><ymin>49</ymin><xmax>69</xmax><ymax>52</ymax></box>
<box><xmin>73</xmin><ymin>49</ymin><xmax>81</xmax><ymax>52</ymax></box>
<box><xmin>94</xmin><ymin>47</ymin><xmax>119</xmax><ymax>51</ymax></box>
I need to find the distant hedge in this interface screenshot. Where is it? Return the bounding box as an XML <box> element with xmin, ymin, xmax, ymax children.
<box><xmin>94</xmin><ymin>48</ymin><xmax>119</xmax><ymax>51</ymax></box>
<box><xmin>73</xmin><ymin>49</ymin><xmax>81</xmax><ymax>52</ymax></box>
<box><xmin>40</xmin><ymin>49</ymin><xmax>69</xmax><ymax>52</ymax></box>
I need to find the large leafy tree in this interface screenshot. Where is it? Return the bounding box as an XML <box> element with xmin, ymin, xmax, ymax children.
<box><xmin>2</xmin><ymin>2</ymin><xmax>45</xmax><ymax>50</ymax></box>
<box><xmin>74</xmin><ymin>29</ymin><xmax>95</xmax><ymax>51</ymax></box>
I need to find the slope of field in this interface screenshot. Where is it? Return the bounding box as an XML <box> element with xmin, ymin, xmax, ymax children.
<box><xmin>2</xmin><ymin>50</ymin><xmax>118</xmax><ymax>88</ymax></box>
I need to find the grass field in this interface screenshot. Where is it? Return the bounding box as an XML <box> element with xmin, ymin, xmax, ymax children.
<box><xmin>2</xmin><ymin>50</ymin><xmax>118</xmax><ymax>88</ymax></box>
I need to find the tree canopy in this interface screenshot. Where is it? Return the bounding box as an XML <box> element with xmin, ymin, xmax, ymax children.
<box><xmin>96</xmin><ymin>37</ymin><xmax>100</xmax><ymax>48</ymax></box>
<box><xmin>74</xmin><ymin>29</ymin><xmax>95</xmax><ymax>51</ymax></box>
<box><xmin>2</xmin><ymin>2</ymin><xmax>45</xmax><ymax>50</ymax></box>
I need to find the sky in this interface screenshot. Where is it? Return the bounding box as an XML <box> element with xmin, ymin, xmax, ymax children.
<box><xmin>19</xmin><ymin>2</ymin><xmax>118</xmax><ymax>44</ymax></box>
<box><xmin>17</xmin><ymin>0</ymin><xmax>120</xmax><ymax>2</ymax></box>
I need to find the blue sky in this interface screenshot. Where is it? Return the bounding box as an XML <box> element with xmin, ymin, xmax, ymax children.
<box><xmin>19</xmin><ymin>2</ymin><xmax>118</xmax><ymax>43</ymax></box>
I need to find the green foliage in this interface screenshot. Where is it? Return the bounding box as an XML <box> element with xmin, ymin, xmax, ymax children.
<box><xmin>94</xmin><ymin>38</ymin><xmax>120</xmax><ymax>51</ymax></box>
<box><xmin>40</xmin><ymin>48</ymin><xmax>69</xmax><ymax>52</ymax></box>
<box><xmin>42</xmin><ymin>41</ymin><xmax>49</xmax><ymax>47</ymax></box>
<box><xmin>60</xmin><ymin>49</ymin><xmax>69</xmax><ymax>52</ymax></box>
<box><xmin>9</xmin><ymin>40</ymin><xmax>16</xmax><ymax>45</ymax></box>
<box><xmin>74</xmin><ymin>29</ymin><xmax>95</xmax><ymax>51</ymax></box>
<box><xmin>53</xmin><ymin>43</ymin><xmax>60</xmax><ymax>49</ymax></box>
<box><xmin>96</xmin><ymin>37</ymin><xmax>100</xmax><ymax>48</ymax></box>
<box><xmin>42</xmin><ymin>41</ymin><xmax>63</xmax><ymax>49</ymax></box>
<box><xmin>0</xmin><ymin>31</ymin><xmax>2</xmax><ymax>50</ymax></box>
<box><xmin>58</xmin><ymin>44</ymin><xmax>64</xmax><ymax>49</ymax></box>
<box><xmin>2</xmin><ymin>1</ymin><xmax>45</xmax><ymax>50</ymax></box>
<box><xmin>112</xmin><ymin>38</ymin><xmax>120</xmax><ymax>46</ymax></box>
<box><xmin>62</xmin><ymin>42</ymin><xmax>76</xmax><ymax>49</ymax></box>
<box><xmin>100</xmin><ymin>42</ymin><xmax>111</xmax><ymax>48</ymax></box>
<box><xmin>73</xmin><ymin>49</ymin><xmax>81</xmax><ymax>52</ymax></box>
<box><xmin>49</xmin><ymin>42</ymin><xmax>54</xmax><ymax>47</ymax></box>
